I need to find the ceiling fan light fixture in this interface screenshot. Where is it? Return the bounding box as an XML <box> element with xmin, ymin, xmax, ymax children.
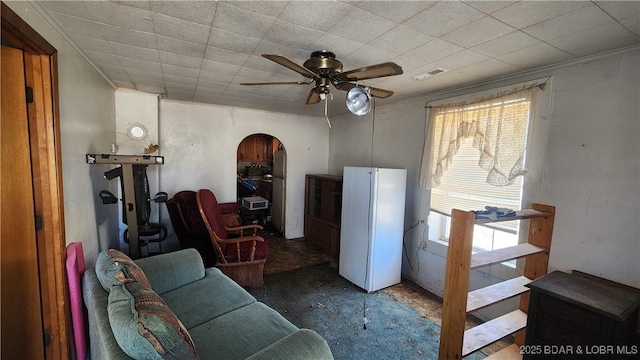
<box><xmin>346</xmin><ymin>87</ymin><xmax>372</xmax><ymax>116</ymax></box>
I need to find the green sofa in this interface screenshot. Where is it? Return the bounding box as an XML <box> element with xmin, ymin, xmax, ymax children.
<box><xmin>83</xmin><ymin>248</ymin><xmax>333</xmax><ymax>359</ymax></box>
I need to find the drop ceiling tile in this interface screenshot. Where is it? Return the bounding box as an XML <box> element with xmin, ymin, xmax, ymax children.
<box><xmin>620</xmin><ymin>15</ymin><xmax>640</xmax><ymax>37</ymax></box>
<box><xmin>546</xmin><ymin>22</ymin><xmax>639</xmax><ymax>57</ymax></box>
<box><xmin>103</xmin><ymin>71</ymin><xmax>132</xmax><ymax>82</ymax></box>
<box><xmin>84</xmin><ymin>1</ymin><xmax>154</xmax><ymax>32</ymax></box>
<box><xmin>311</xmin><ymin>33</ymin><xmax>364</xmax><ymax>58</ymax></box>
<box><xmin>523</xmin><ymin>5</ymin><xmax>616</xmax><ymax>42</ymax></box>
<box><xmin>368</xmin><ymin>25</ymin><xmax>434</xmax><ymax>55</ymax></box>
<box><xmin>226</xmin><ymin>1</ymin><xmax>288</xmax><ymax>19</ymax></box>
<box><xmin>457</xmin><ymin>58</ymin><xmax>522</xmax><ymax>80</ymax></box>
<box><xmin>152</xmin><ymin>13</ymin><xmax>211</xmax><ymax>44</ymax></box>
<box><xmin>163</xmin><ymin>74</ymin><xmax>198</xmax><ymax>86</ymax></box>
<box><xmin>99</xmin><ymin>24</ymin><xmax>157</xmax><ymax>49</ymax></box>
<box><xmin>166</xmin><ymin>90</ymin><xmax>194</xmax><ymax>101</ymax></box>
<box><xmin>159</xmin><ymin>52</ymin><xmax>203</xmax><ymax>69</ymax></box>
<box><xmin>441</xmin><ymin>16</ymin><xmax>516</xmax><ymax>48</ymax></box>
<box><xmin>117</xmin><ymin>56</ymin><xmax>162</xmax><ymax>73</ymax></box>
<box><xmin>201</xmin><ymin>59</ymin><xmax>242</xmax><ymax>76</ymax></box>
<box><xmin>196</xmin><ymin>80</ymin><xmax>228</xmax><ymax>93</ymax></box>
<box><xmin>212</xmin><ymin>3</ymin><xmax>277</xmax><ymax>39</ymax></box>
<box><xmin>403</xmin><ymin>1</ymin><xmax>484</xmax><ymax>37</ymax></box>
<box><xmin>498</xmin><ymin>43</ymin><xmax>574</xmax><ymax>69</ymax></box>
<box><xmin>435</xmin><ymin>49</ymin><xmax>490</xmax><ymax>71</ymax></box>
<box><xmin>149</xmin><ymin>1</ymin><xmax>217</xmax><ymax>26</ymax></box>
<box><xmin>51</xmin><ymin>12</ymin><xmax>104</xmax><ymax>38</ymax></box>
<box><xmin>471</xmin><ymin>31</ymin><xmax>542</xmax><ymax>57</ymax></box>
<box><xmin>198</xmin><ymin>70</ymin><xmax>236</xmax><ymax>84</ymax></box>
<box><xmin>39</xmin><ymin>1</ymin><xmax>92</xmax><ymax>19</ymax></box>
<box><xmin>166</xmin><ymin>84</ymin><xmax>195</xmax><ymax>93</ymax></box>
<box><xmin>263</xmin><ymin>20</ymin><xmax>324</xmax><ymax>51</ymax></box>
<box><xmin>112</xmin><ymin>80</ymin><xmax>136</xmax><ymax>89</ymax></box>
<box><xmin>243</xmin><ymin>55</ymin><xmax>289</xmax><ymax>74</ymax></box>
<box><xmin>595</xmin><ymin>1</ymin><xmax>640</xmax><ymax>21</ymax></box>
<box><xmin>204</xmin><ymin>46</ymin><xmax>250</xmax><ymax>65</ymax></box>
<box><xmin>356</xmin><ymin>1</ymin><xmax>437</xmax><ymax>24</ymax></box>
<box><xmin>71</xmin><ymin>34</ymin><xmax>113</xmax><ymax>54</ymax></box>
<box><xmin>403</xmin><ymin>38</ymin><xmax>464</xmax><ymax>64</ymax></box>
<box><xmin>327</xmin><ymin>7</ymin><xmax>396</xmax><ymax>44</ymax></box>
<box><xmin>461</xmin><ymin>1</ymin><xmax>516</xmax><ymax>14</ymax></box>
<box><xmin>85</xmin><ymin>50</ymin><xmax>120</xmax><ymax>66</ymax></box>
<box><xmin>207</xmin><ymin>28</ymin><xmax>261</xmax><ymax>54</ymax></box>
<box><xmin>110</xmin><ymin>43</ymin><xmax>160</xmax><ymax>62</ymax></box>
<box><xmin>493</xmin><ymin>1</ymin><xmax>591</xmax><ymax>29</ymax></box>
<box><xmin>135</xmin><ymin>84</ymin><xmax>166</xmax><ymax>94</ymax></box>
<box><xmin>236</xmin><ymin>67</ymin><xmax>273</xmax><ymax>82</ymax></box>
<box><xmin>157</xmin><ymin>36</ymin><xmax>206</xmax><ymax>58</ymax></box>
<box><xmin>344</xmin><ymin>45</ymin><xmax>395</xmax><ymax>67</ymax></box>
<box><xmin>97</xmin><ymin>63</ymin><xmax>128</xmax><ymax>75</ymax></box>
<box><xmin>279</xmin><ymin>1</ymin><xmax>354</xmax><ymax>31</ymax></box>
<box><xmin>112</xmin><ymin>1</ymin><xmax>150</xmax><ymax>11</ymax></box>
<box><xmin>162</xmin><ymin>64</ymin><xmax>200</xmax><ymax>78</ymax></box>
<box><xmin>126</xmin><ymin>68</ymin><xmax>165</xmax><ymax>82</ymax></box>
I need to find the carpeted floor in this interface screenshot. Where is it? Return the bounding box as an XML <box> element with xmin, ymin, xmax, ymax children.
<box><xmin>249</xmin><ymin>263</ymin><xmax>485</xmax><ymax>360</ymax></box>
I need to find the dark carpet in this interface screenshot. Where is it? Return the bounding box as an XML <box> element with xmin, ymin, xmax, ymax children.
<box><xmin>249</xmin><ymin>263</ymin><xmax>484</xmax><ymax>360</ymax></box>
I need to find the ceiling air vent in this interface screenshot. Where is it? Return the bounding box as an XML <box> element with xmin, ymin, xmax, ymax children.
<box><xmin>411</xmin><ymin>67</ymin><xmax>449</xmax><ymax>81</ymax></box>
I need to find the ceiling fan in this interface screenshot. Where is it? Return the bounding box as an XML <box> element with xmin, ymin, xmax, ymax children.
<box><xmin>240</xmin><ymin>50</ymin><xmax>403</xmax><ymax>105</ymax></box>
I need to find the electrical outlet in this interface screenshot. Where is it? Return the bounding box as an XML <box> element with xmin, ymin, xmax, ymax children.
<box><xmin>420</xmin><ymin>219</ymin><xmax>425</xmax><ymax>224</ymax></box>
<box><xmin>419</xmin><ymin>240</ymin><xmax>427</xmax><ymax>250</ymax></box>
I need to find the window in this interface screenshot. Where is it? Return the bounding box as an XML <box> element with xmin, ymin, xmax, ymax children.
<box><xmin>422</xmin><ymin>83</ymin><xmax>544</xmax><ymax>252</ymax></box>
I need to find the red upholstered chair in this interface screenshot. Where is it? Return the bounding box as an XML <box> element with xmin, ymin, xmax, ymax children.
<box><xmin>167</xmin><ymin>191</ymin><xmax>216</xmax><ymax>267</ymax></box>
<box><xmin>196</xmin><ymin>189</ymin><xmax>268</xmax><ymax>288</ymax></box>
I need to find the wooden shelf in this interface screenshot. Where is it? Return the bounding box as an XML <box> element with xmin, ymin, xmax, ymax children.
<box><xmin>471</xmin><ymin>243</ymin><xmax>545</xmax><ymax>270</ymax></box>
<box><xmin>485</xmin><ymin>344</ymin><xmax>522</xmax><ymax>360</ymax></box>
<box><xmin>462</xmin><ymin>310</ymin><xmax>527</xmax><ymax>357</ymax></box>
<box><xmin>474</xmin><ymin>209</ymin><xmax>551</xmax><ymax>225</ymax></box>
<box><xmin>438</xmin><ymin>203</ymin><xmax>555</xmax><ymax>360</ymax></box>
<box><xmin>466</xmin><ymin>276</ymin><xmax>532</xmax><ymax>313</ymax></box>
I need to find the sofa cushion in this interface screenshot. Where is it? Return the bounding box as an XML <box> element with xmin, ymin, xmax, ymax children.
<box><xmin>96</xmin><ymin>249</ymin><xmax>153</xmax><ymax>292</ymax></box>
<box><xmin>161</xmin><ymin>267</ymin><xmax>256</xmax><ymax>329</ymax></box>
<box><xmin>108</xmin><ymin>281</ymin><xmax>199</xmax><ymax>360</ymax></box>
<box><xmin>188</xmin><ymin>302</ymin><xmax>297</xmax><ymax>360</ymax></box>
<box><xmin>134</xmin><ymin>249</ymin><xmax>205</xmax><ymax>295</ymax></box>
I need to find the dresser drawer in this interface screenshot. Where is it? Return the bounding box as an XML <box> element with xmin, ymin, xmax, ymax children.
<box><xmin>537</xmin><ymin>293</ymin><xmax>603</xmax><ymax>334</ymax></box>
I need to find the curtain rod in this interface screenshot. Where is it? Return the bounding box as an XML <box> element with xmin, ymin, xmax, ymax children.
<box><xmin>425</xmin><ymin>76</ymin><xmax>551</xmax><ymax>109</ymax></box>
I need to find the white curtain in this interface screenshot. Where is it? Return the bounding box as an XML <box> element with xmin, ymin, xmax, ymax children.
<box><xmin>420</xmin><ymin>87</ymin><xmax>535</xmax><ymax>189</ymax></box>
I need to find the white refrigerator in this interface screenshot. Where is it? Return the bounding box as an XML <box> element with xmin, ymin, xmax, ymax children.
<box><xmin>271</xmin><ymin>150</ymin><xmax>286</xmax><ymax>234</ymax></box>
<box><xmin>339</xmin><ymin>166</ymin><xmax>407</xmax><ymax>292</ymax></box>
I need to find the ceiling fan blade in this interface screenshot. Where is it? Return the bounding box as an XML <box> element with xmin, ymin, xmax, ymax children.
<box><xmin>334</xmin><ymin>82</ymin><xmax>395</xmax><ymax>99</ymax></box>
<box><xmin>240</xmin><ymin>80</ymin><xmax>313</xmax><ymax>86</ymax></box>
<box><xmin>306</xmin><ymin>89</ymin><xmax>321</xmax><ymax>105</ymax></box>
<box><xmin>332</xmin><ymin>62</ymin><xmax>403</xmax><ymax>82</ymax></box>
<box><xmin>263</xmin><ymin>54</ymin><xmax>318</xmax><ymax>79</ymax></box>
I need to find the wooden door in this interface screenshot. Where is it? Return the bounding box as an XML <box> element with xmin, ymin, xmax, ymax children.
<box><xmin>1</xmin><ymin>45</ymin><xmax>46</xmax><ymax>359</ymax></box>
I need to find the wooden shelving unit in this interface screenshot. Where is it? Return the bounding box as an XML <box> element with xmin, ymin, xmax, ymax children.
<box><xmin>438</xmin><ymin>203</ymin><xmax>555</xmax><ymax>360</ymax></box>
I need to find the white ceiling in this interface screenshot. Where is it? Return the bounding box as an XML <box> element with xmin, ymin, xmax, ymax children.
<box><xmin>35</xmin><ymin>1</ymin><xmax>639</xmax><ymax>116</ymax></box>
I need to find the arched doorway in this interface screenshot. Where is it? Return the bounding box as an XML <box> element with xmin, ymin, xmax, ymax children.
<box><xmin>236</xmin><ymin>133</ymin><xmax>286</xmax><ymax>235</ymax></box>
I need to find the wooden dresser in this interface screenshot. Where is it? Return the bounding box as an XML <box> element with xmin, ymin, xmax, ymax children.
<box><xmin>304</xmin><ymin>174</ymin><xmax>342</xmax><ymax>258</ymax></box>
<box><xmin>524</xmin><ymin>271</ymin><xmax>640</xmax><ymax>359</ymax></box>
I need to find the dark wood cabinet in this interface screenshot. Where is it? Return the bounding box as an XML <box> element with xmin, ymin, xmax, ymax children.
<box><xmin>524</xmin><ymin>271</ymin><xmax>640</xmax><ymax>359</ymax></box>
<box><xmin>237</xmin><ymin>134</ymin><xmax>273</xmax><ymax>162</ymax></box>
<box><xmin>304</xmin><ymin>174</ymin><xmax>342</xmax><ymax>258</ymax></box>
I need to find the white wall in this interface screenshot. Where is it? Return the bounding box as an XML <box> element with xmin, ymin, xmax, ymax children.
<box><xmin>5</xmin><ymin>1</ymin><xmax>119</xmax><ymax>267</ymax></box>
<box><xmin>329</xmin><ymin>48</ymin><xmax>640</xmax><ymax>302</ymax></box>
<box><xmin>158</xmin><ymin>100</ymin><xmax>328</xmax><ymax>247</ymax></box>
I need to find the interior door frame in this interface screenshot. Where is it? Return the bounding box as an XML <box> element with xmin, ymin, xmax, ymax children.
<box><xmin>1</xmin><ymin>3</ymin><xmax>69</xmax><ymax>359</ymax></box>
